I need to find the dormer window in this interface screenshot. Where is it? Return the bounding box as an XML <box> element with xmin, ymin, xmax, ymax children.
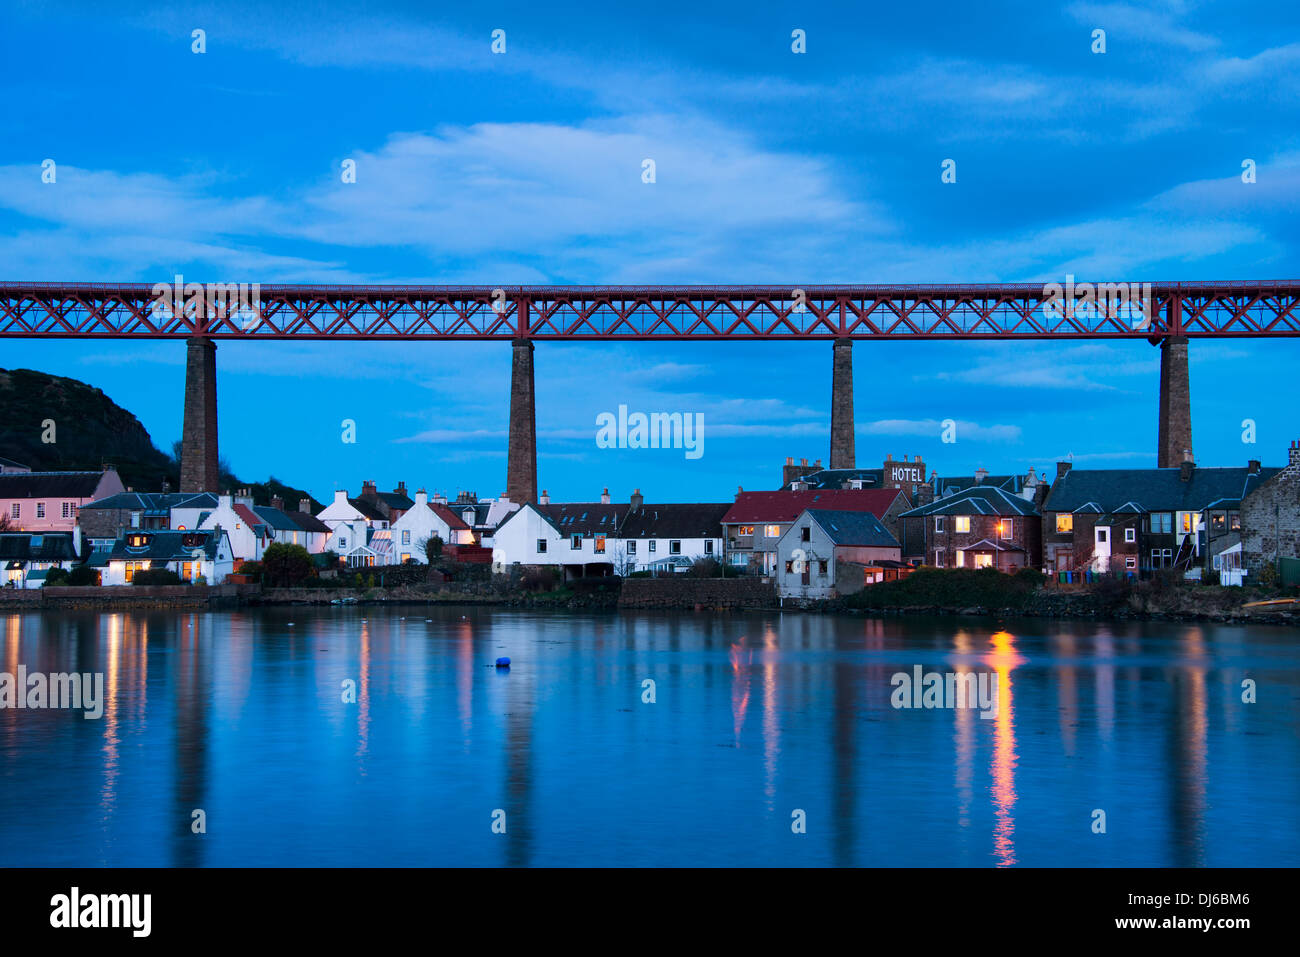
<box><xmin>126</xmin><ymin>533</ymin><xmax>152</xmax><ymax>548</ymax></box>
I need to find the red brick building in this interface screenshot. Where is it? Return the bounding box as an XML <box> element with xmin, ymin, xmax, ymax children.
<box><xmin>899</xmin><ymin>485</ymin><xmax>1041</xmax><ymax>571</ymax></box>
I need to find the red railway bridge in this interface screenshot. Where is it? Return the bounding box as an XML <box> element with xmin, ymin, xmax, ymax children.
<box><xmin>2</xmin><ymin>280</ymin><xmax>1298</xmax><ymax>501</ymax></box>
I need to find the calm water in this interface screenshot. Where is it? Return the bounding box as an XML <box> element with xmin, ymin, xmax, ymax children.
<box><xmin>0</xmin><ymin>607</ymin><xmax>1296</xmax><ymax>867</ymax></box>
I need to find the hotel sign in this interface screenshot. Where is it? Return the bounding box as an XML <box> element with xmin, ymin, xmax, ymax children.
<box><xmin>889</xmin><ymin>464</ymin><xmax>924</xmax><ymax>484</ymax></box>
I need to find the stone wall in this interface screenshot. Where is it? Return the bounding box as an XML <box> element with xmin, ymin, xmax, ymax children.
<box><xmin>1241</xmin><ymin>446</ymin><xmax>1300</xmax><ymax>573</ymax></box>
<box><xmin>0</xmin><ymin>583</ymin><xmax>257</xmax><ymax>608</ymax></box>
<box><xmin>618</xmin><ymin>577</ymin><xmax>775</xmax><ymax>609</ymax></box>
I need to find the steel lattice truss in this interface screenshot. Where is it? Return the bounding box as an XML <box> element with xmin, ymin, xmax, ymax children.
<box><xmin>1</xmin><ymin>281</ymin><xmax>1299</xmax><ymax>339</ymax></box>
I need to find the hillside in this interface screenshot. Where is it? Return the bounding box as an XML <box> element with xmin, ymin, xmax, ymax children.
<box><xmin>0</xmin><ymin>368</ymin><xmax>321</xmax><ymax>511</ymax></box>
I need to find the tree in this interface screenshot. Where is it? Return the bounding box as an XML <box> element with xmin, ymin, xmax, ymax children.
<box><xmin>260</xmin><ymin>543</ymin><xmax>314</xmax><ymax>587</ymax></box>
<box><xmin>0</xmin><ymin>511</ymin><xmax>10</xmax><ymax>533</ymax></box>
<box><xmin>421</xmin><ymin>534</ymin><xmax>444</xmax><ymax>563</ymax></box>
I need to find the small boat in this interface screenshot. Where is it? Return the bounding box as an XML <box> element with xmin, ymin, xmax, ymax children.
<box><xmin>330</xmin><ymin>597</ymin><xmax>358</xmax><ymax>605</ymax></box>
<box><xmin>1242</xmin><ymin>598</ymin><xmax>1299</xmax><ymax>612</ymax></box>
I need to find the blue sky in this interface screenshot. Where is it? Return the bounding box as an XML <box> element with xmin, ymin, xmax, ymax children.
<box><xmin>1</xmin><ymin>0</ymin><xmax>1298</xmax><ymax>503</ymax></box>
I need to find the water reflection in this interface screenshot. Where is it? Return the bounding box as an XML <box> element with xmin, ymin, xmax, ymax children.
<box><xmin>0</xmin><ymin>609</ymin><xmax>1295</xmax><ymax>867</ymax></box>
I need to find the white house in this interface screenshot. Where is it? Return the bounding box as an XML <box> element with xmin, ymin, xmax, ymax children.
<box><xmin>1</xmin><ymin>532</ymin><xmax>80</xmax><ymax>589</ymax></box>
<box><xmin>317</xmin><ymin>489</ymin><xmax>388</xmax><ymax>531</ymax></box>
<box><xmin>101</xmin><ymin>529</ymin><xmax>235</xmax><ymax>585</ymax></box>
<box><xmin>197</xmin><ymin>494</ymin><xmax>272</xmax><ymax>562</ymax></box>
<box><xmin>492</xmin><ymin>501</ymin><xmax>624</xmax><ymax>577</ymax></box>
<box><xmin>612</xmin><ymin>501</ymin><xmax>729</xmax><ymax>574</ymax></box>
<box><xmin>390</xmin><ymin>490</ymin><xmax>475</xmax><ymax>563</ymax></box>
<box><xmin>775</xmin><ymin>508</ymin><xmax>903</xmax><ymax>599</ymax></box>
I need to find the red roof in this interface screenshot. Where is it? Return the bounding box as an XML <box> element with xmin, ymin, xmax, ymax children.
<box><xmin>722</xmin><ymin>488</ymin><xmax>903</xmax><ymax>524</ymax></box>
<box><xmin>233</xmin><ymin>504</ymin><xmax>265</xmax><ymax>528</ymax></box>
<box><xmin>430</xmin><ymin>503</ymin><xmax>471</xmax><ymax>530</ymax></box>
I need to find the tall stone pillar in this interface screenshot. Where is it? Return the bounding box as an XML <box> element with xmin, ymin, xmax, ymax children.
<box><xmin>506</xmin><ymin>338</ymin><xmax>537</xmax><ymax>504</ymax></box>
<box><xmin>180</xmin><ymin>336</ymin><xmax>219</xmax><ymax>492</ymax></box>
<box><xmin>1158</xmin><ymin>325</ymin><xmax>1192</xmax><ymax>469</ymax></box>
<box><xmin>830</xmin><ymin>338</ymin><xmax>855</xmax><ymax>470</ymax></box>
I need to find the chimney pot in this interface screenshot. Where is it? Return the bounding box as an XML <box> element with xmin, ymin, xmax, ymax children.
<box><xmin>299</xmin><ymin>499</ymin><xmax>311</xmax><ymax>513</ymax></box>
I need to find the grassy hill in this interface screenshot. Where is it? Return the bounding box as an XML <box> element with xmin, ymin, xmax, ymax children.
<box><xmin>0</xmin><ymin>367</ymin><xmax>321</xmax><ymax>511</ymax></box>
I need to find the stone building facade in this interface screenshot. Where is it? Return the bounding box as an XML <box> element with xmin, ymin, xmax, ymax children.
<box><xmin>1240</xmin><ymin>440</ymin><xmax>1300</xmax><ymax>574</ymax></box>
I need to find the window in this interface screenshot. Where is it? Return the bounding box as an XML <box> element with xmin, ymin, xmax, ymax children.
<box><xmin>181</xmin><ymin>561</ymin><xmax>195</xmax><ymax>581</ymax></box>
<box><xmin>627</xmin><ymin>540</ymin><xmax>637</xmax><ymax>555</ymax></box>
<box><xmin>954</xmin><ymin>516</ymin><xmax>971</xmax><ymax>533</ymax></box>
<box><xmin>704</xmin><ymin>540</ymin><xmax>713</xmax><ymax>554</ymax></box>
<box><xmin>1125</xmin><ymin>556</ymin><xmax>1137</xmax><ymax>570</ymax></box>
<box><xmin>570</xmin><ymin>534</ymin><xmax>582</xmax><ymax>550</ymax></box>
<box><xmin>1124</xmin><ymin>527</ymin><xmax>1136</xmax><ymax>543</ymax></box>
<box><xmin>974</xmin><ymin>554</ymin><xmax>993</xmax><ymax>569</ymax></box>
<box><xmin>9</xmin><ymin>504</ymin><xmax>18</xmax><ymax>519</ymax></box>
<box><xmin>934</xmin><ymin>548</ymin><xmax>944</xmax><ymax>566</ymax></box>
<box><xmin>1056</xmin><ymin>513</ymin><xmax>1073</xmax><ymax>533</ymax></box>
<box><xmin>1181</xmin><ymin>512</ymin><xmax>1199</xmax><ymax>534</ymax></box>
<box><xmin>339</xmin><ymin>537</ymin><xmax>348</xmax><ymax>550</ymax></box>
<box><xmin>1150</xmin><ymin>512</ymin><xmax>1172</xmax><ymax>534</ymax></box>
<box><xmin>36</xmin><ymin>503</ymin><xmax>45</xmax><ymax>519</ymax></box>
<box><xmin>738</xmin><ymin>525</ymin><xmax>754</xmax><ymax>536</ymax></box>
<box><xmin>123</xmin><ymin>560</ymin><xmax>147</xmax><ymax>582</ymax></box>
<box><xmin>1151</xmin><ymin>548</ymin><xmax>1173</xmax><ymax>568</ymax></box>
<box><xmin>764</xmin><ymin>525</ymin><xmax>781</xmax><ymax>538</ymax></box>
<box><xmin>537</xmin><ymin>539</ymin><xmax>547</xmax><ymax>553</ymax></box>
<box><xmin>955</xmin><ymin>549</ymin><xmax>965</xmax><ymax>567</ymax></box>
<box><xmin>1230</xmin><ymin>512</ymin><xmax>1241</xmax><ymax>531</ymax></box>
<box><xmin>785</xmin><ymin>560</ymin><xmax>794</xmax><ymax>573</ymax></box>
<box><xmin>999</xmin><ymin>519</ymin><xmax>1013</xmax><ymax>540</ymax></box>
<box><xmin>935</xmin><ymin>516</ymin><xmax>945</xmax><ymax>533</ymax></box>
<box><xmin>1096</xmin><ymin>528</ymin><xmax>1108</xmax><ymax>543</ymax></box>
<box><xmin>402</xmin><ymin>530</ymin><xmax>411</xmax><ymax>544</ymax></box>
<box><xmin>649</xmin><ymin>540</ymin><xmax>657</xmax><ymax>553</ymax></box>
<box><xmin>595</xmin><ymin>535</ymin><xmax>606</xmax><ymax>554</ymax></box>
<box><xmin>401</xmin><ymin>553</ymin><xmax>411</xmax><ymax>563</ymax></box>
<box><xmin>801</xmin><ymin>527</ymin><xmax>811</xmax><ymax>542</ymax></box>
<box><xmin>130</xmin><ymin>511</ymin><xmax>141</xmax><ymax>528</ymax></box>
<box><xmin>670</xmin><ymin>541</ymin><xmax>681</xmax><ymax>554</ymax></box>
<box><xmin>817</xmin><ymin>560</ymin><xmax>827</xmax><ymax>575</ymax></box>
<box><xmin>1211</xmin><ymin>512</ymin><xmax>1225</xmax><ymax>531</ymax></box>
<box><xmin>62</xmin><ymin>502</ymin><xmax>75</xmax><ymax>519</ymax></box>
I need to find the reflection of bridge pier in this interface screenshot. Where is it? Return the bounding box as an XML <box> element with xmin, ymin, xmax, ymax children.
<box><xmin>171</xmin><ymin>613</ymin><xmax>209</xmax><ymax>867</ymax></box>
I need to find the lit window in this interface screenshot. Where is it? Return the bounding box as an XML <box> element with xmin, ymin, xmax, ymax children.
<box><xmin>1056</xmin><ymin>513</ymin><xmax>1073</xmax><ymax>533</ymax></box>
<box><xmin>401</xmin><ymin>553</ymin><xmax>411</xmax><ymax>563</ymax></box>
<box><xmin>738</xmin><ymin>525</ymin><xmax>754</xmax><ymax>535</ymax></box>
<box><xmin>785</xmin><ymin>561</ymin><xmax>794</xmax><ymax>573</ymax></box>
<box><xmin>954</xmin><ymin>516</ymin><xmax>971</xmax><ymax>533</ymax></box>
<box><xmin>402</xmin><ymin>530</ymin><xmax>411</xmax><ymax>544</ymax></box>
<box><xmin>999</xmin><ymin>519</ymin><xmax>1013</xmax><ymax>540</ymax></box>
<box><xmin>764</xmin><ymin>525</ymin><xmax>781</xmax><ymax>538</ymax></box>
<box><xmin>595</xmin><ymin>535</ymin><xmax>606</xmax><ymax>554</ymax></box>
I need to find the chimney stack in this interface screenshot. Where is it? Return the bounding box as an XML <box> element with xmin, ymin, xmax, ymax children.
<box><xmin>299</xmin><ymin>499</ymin><xmax>311</xmax><ymax>513</ymax></box>
<box><xmin>1248</xmin><ymin>459</ymin><xmax>1261</xmax><ymax>474</ymax></box>
<box><xmin>395</xmin><ymin>481</ymin><xmax>407</xmax><ymax>496</ymax></box>
<box><xmin>600</xmin><ymin>487</ymin><xmax>610</xmax><ymax>504</ymax></box>
<box><xmin>361</xmin><ymin>480</ymin><xmax>378</xmax><ymax>499</ymax></box>
<box><xmin>1056</xmin><ymin>461</ymin><xmax>1072</xmax><ymax>482</ymax></box>
<box><xmin>630</xmin><ymin>488</ymin><xmax>643</xmax><ymax>511</ymax></box>
<box><xmin>1290</xmin><ymin>440</ymin><xmax>1300</xmax><ymax>468</ymax></box>
<box><xmin>1180</xmin><ymin>457</ymin><xmax>1195</xmax><ymax>482</ymax></box>
<box><xmin>975</xmin><ymin>467</ymin><xmax>988</xmax><ymax>485</ymax></box>
<box><xmin>540</xmin><ymin>490</ymin><xmax>550</xmax><ymax>505</ymax></box>
<box><xmin>271</xmin><ymin>494</ymin><xmax>285</xmax><ymax>511</ymax></box>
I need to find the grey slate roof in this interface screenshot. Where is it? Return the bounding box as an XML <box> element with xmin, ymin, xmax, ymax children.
<box><xmin>901</xmin><ymin>485</ymin><xmax>1039</xmax><ymax>517</ymax></box>
<box><xmin>374</xmin><ymin>491</ymin><xmax>414</xmax><ymax>511</ymax></box>
<box><xmin>0</xmin><ymin>456</ymin><xmax>29</xmax><ymax>470</ymax></box>
<box><xmin>536</xmin><ymin>503</ymin><xmax>628</xmax><ymax>535</ymax></box>
<box><xmin>0</xmin><ymin>471</ymin><xmax>105</xmax><ymax>498</ymax></box>
<box><xmin>935</xmin><ymin>474</ymin><xmax>1024</xmax><ymax>496</ymax></box>
<box><xmin>618</xmin><ymin>503</ymin><xmax>730</xmax><ymax>539</ymax></box>
<box><xmin>252</xmin><ymin>505</ymin><xmax>305</xmax><ymax>532</ymax></box>
<box><xmin>785</xmin><ymin>468</ymin><xmax>885</xmax><ymax>490</ymax></box>
<box><xmin>805</xmin><ymin>509</ymin><xmax>901</xmax><ymax>548</ymax></box>
<box><xmin>0</xmin><ymin>532</ymin><xmax>79</xmax><ymax>561</ymax></box>
<box><xmin>108</xmin><ymin>529</ymin><xmax>223</xmax><ymax>561</ymax></box>
<box><xmin>83</xmin><ymin>491</ymin><xmax>218</xmax><ymax>511</ymax></box>
<box><xmin>1043</xmin><ymin>466</ymin><xmax>1280</xmax><ymax>514</ymax></box>
<box><xmin>283</xmin><ymin>509</ymin><xmax>331</xmax><ymax>533</ymax></box>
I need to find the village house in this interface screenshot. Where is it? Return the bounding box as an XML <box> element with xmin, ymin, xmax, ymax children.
<box><xmin>608</xmin><ymin>493</ymin><xmax>728</xmax><ymax>574</ymax></box>
<box><xmin>390</xmin><ymin>490</ymin><xmax>476</xmax><ymax>563</ymax></box>
<box><xmin>722</xmin><ymin>487</ymin><xmax>909</xmax><ymax>575</ymax></box>
<box><xmin>1</xmin><ymin>531</ymin><xmax>80</xmax><ymax>588</ymax></box>
<box><xmin>316</xmin><ymin>489</ymin><xmax>389</xmax><ymax>532</ymax></box>
<box><xmin>356</xmin><ymin>480</ymin><xmax>414</xmax><ymax>524</ymax></box>
<box><xmin>780</xmin><ymin>453</ymin><xmax>933</xmax><ymax>505</ymax></box>
<box><xmin>0</xmin><ymin>467</ymin><xmax>125</xmax><ymax>536</ymax></box>
<box><xmin>775</xmin><ymin>508</ymin><xmax>903</xmax><ymax>599</ymax></box>
<box><xmin>900</xmin><ymin>485</ymin><xmax>1041</xmax><ymax>571</ymax></box>
<box><xmin>1041</xmin><ymin>457</ymin><xmax>1279</xmax><ymax>577</ymax></box>
<box><xmin>99</xmin><ymin>528</ymin><xmax>234</xmax><ymax>585</ymax></box>
<box><xmin>491</xmin><ymin>494</ymin><xmax>628</xmax><ymax>579</ymax></box>
<box><xmin>251</xmin><ymin>497</ymin><xmax>332</xmax><ymax>553</ymax></box>
<box><xmin>1239</xmin><ymin>439</ymin><xmax>1300</xmax><ymax>578</ymax></box>
<box><xmin>197</xmin><ymin>492</ymin><xmax>273</xmax><ymax>563</ymax></box>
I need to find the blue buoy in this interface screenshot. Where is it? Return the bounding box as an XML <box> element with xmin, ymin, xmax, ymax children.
<box><xmin>495</xmin><ymin>657</ymin><xmax>511</xmax><ymax>668</ymax></box>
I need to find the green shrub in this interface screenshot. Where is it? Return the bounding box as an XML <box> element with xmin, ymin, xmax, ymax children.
<box><xmin>66</xmin><ymin>565</ymin><xmax>100</xmax><ymax>586</ymax></box>
<box><xmin>42</xmin><ymin>567</ymin><xmax>71</xmax><ymax>586</ymax></box>
<box><xmin>260</xmin><ymin>543</ymin><xmax>314</xmax><ymax>587</ymax></box>
<box><xmin>133</xmin><ymin>568</ymin><xmax>183</xmax><ymax>586</ymax></box>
